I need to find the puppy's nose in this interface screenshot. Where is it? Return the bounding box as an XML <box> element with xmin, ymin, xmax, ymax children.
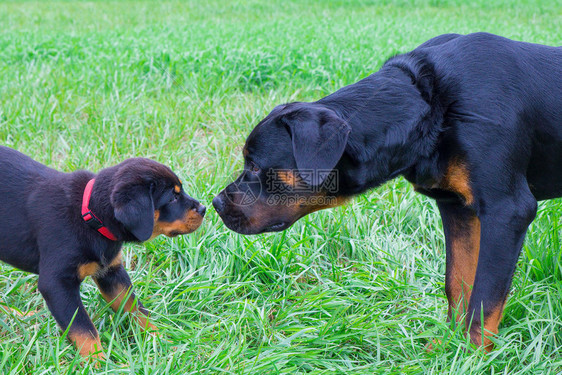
<box><xmin>196</xmin><ymin>204</ymin><xmax>206</xmax><ymax>217</ymax></box>
<box><xmin>212</xmin><ymin>195</ymin><xmax>225</xmax><ymax>214</ymax></box>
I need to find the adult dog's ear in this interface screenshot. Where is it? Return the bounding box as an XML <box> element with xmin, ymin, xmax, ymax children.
<box><xmin>282</xmin><ymin>107</ymin><xmax>350</xmax><ymax>186</ymax></box>
<box><xmin>111</xmin><ymin>183</ymin><xmax>155</xmax><ymax>242</ymax></box>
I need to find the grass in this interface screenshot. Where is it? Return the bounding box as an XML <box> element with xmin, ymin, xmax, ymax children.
<box><xmin>0</xmin><ymin>0</ymin><xmax>561</xmax><ymax>373</ymax></box>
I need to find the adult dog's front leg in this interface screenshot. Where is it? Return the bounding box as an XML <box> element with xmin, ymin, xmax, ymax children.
<box><xmin>437</xmin><ymin>201</ymin><xmax>480</xmax><ymax>323</ymax></box>
<box><xmin>467</xmin><ymin>189</ymin><xmax>537</xmax><ymax>350</ymax></box>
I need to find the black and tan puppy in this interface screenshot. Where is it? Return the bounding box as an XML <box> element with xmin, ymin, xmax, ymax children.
<box><xmin>214</xmin><ymin>33</ymin><xmax>562</xmax><ymax>350</ymax></box>
<box><xmin>0</xmin><ymin>145</ymin><xmax>205</xmax><ymax>360</ymax></box>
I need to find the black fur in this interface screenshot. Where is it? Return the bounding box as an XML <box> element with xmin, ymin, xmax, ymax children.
<box><xmin>0</xmin><ymin>146</ymin><xmax>205</xmax><ymax>357</ymax></box>
<box><xmin>214</xmin><ymin>33</ymin><xmax>562</xmax><ymax>348</ymax></box>
<box><xmin>281</xmin><ymin>104</ymin><xmax>351</xmax><ymax>186</ymax></box>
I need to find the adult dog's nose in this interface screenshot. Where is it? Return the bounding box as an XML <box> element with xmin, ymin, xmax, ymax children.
<box><xmin>212</xmin><ymin>195</ymin><xmax>225</xmax><ymax>214</ymax></box>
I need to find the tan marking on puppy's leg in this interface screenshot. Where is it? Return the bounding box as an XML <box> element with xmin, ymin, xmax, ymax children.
<box><xmin>132</xmin><ymin>311</ymin><xmax>158</xmax><ymax>333</ymax></box>
<box><xmin>69</xmin><ymin>330</ymin><xmax>105</xmax><ymax>359</ymax></box>
<box><xmin>97</xmin><ymin>283</ymin><xmax>157</xmax><ymax>333</ymax></box>
<box><xmin>96</xmin><ymin>282</ymin><xmax>133</xmax><ymax>312</ymax></box>
<box><xmin>78</xmin><ymin>262</ymin><xmax>101</xmax><ymax>280</ymax></box>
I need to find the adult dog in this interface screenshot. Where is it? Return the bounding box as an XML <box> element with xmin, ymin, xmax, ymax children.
<box><xmin>0</xmin><ymin>146</ymin><xmax>206</xmax><ymax>361</ymax></box>
<box><xmin>213</xmin><ymin>33</ymin><xmax>562</xmax><ymax>350</ymax></box>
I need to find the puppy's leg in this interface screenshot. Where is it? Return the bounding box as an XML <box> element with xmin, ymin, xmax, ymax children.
<box><xmin>37</xmin><ymin>272</ymin><xmax>104</xmax><ymax>360</ymax></box>
<box><xmin>437</xmin><ymin>201</ymin><xmax>480</xmax><ymax>324</ymax></box>
<box><xmin>467</xmin><ymin>182</ymin><xmax>537</xmax><ymax>351</ymax></box>
<box><xmin>93</xmin><ymin>264</ymin><xmax>156</xmax><ymax>332</ymax></box>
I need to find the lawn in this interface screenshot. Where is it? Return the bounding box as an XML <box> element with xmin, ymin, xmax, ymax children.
<box><xmin>0</xmin><ymin>0</ymin><xmax>561</xmax><ymax>373</ymax></box>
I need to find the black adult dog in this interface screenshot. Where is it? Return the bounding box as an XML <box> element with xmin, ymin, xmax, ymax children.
<box><xmin>213</xmin><ymin>33</ymin><xmax>562</xmax><ymax>350</ymax></box>
<box><xmin>0</xmin><ymin>146</ymin><xmax>206</xmax><ymax>361</ymax></box>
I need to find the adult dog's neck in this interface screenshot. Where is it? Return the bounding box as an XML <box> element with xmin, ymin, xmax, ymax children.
<box><xmin>317</xmin><ymin>58</ymin><xmax>446</xmax><ymax>196</ymax></box>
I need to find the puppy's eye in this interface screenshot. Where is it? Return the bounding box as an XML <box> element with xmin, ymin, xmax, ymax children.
<box><xmin>250</xmin><ymin>162</ymin><xmax>260</xmax><ymax>174</ymax></box>
<box><xmin>170</xmin><ymin>190</ymin><xmax>180</xmax><ymax>202</ymax></box>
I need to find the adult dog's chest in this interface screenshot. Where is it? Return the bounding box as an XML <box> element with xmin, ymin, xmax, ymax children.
<box><xmin>407</xmin><ymin>158</ymin><xmax>475</xmax><ymax>207</ymax></box>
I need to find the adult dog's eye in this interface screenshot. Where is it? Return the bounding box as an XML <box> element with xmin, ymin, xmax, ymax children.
<box><xmin>250</xmin><ymin>162</ymin><xmax>260</xmax><ymax>174</ymax></box>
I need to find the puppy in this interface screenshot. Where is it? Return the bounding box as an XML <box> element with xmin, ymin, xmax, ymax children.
<box><xmin>214</xmin><ymin>33</ymin><xmax>562</xmax><ymax>350</ymax></box>
<box><xmin>0</xmin><ymin>145</ymin><xmax>205</xmax><ymax>360</ymax></box>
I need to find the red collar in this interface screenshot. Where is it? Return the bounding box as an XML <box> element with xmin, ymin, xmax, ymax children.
<box><xmin>81</xmin><ymin>179</ymin><xmax>117</xmax><ymax>241</ymax></box>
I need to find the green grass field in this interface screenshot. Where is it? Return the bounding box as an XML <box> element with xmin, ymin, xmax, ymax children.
<box><xmin>1</xmin><ymin>0</ymin><xmax>561</xmax><ymax>373</ymax></box>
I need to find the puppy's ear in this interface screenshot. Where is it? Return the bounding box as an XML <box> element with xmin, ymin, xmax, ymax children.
<box><xmin>111</xmin><ymin>183</ymin><xmax>155</xmax><ymax>242</ymax></box>
<box><xmin>283</xmin><ymin>108</ymin><xmax>350</xmax><ymax>186</ymax></box>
